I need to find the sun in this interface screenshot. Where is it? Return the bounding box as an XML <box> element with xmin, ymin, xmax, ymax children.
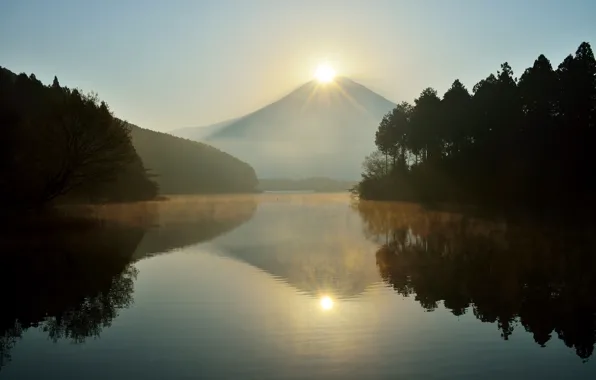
<box><xmin>314</xmin><ymin>64</ymin><xmax>336</xmax><ymax>83</ymax></box>
<box><xmin>320</xmin><ymin>296</ymin><xmax>334</xmax><ymax>310</ymax></box>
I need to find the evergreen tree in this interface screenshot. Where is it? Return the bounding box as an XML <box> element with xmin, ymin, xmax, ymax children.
<box><xmin>51</xmin><ymin>76</ymin><xmax>60</xmax><ymax>89</ymax></box>
<box><xmin>358</xmin><ymin>41</ymin><xmax>596</xmax><ymax>211</ymax></box>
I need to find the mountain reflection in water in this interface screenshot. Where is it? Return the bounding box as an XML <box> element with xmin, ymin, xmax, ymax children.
<box><xmin>356</xmin><ymin>201</ymin><xmax>596</xmax><ymax>361</ymax></box>
<box><xmin>207</xmin><ymin>194</ymin><xmax>381</xmax><ymax>300</ymax></box>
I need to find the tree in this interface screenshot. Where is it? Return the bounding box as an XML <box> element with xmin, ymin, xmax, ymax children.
<box><xmin>410</xmin><ymin>87</ymin><xmax>442</xmax><ymax>162</ymax></box>
<box><xmin>361</xmin><ymin>150</ymin><xmax>390</xmax><ymax>180</ymax></box>
<box><xmin>52</xmin><ymin>76</ymin><xmax>60</xmax><ymax>89</ymax></box>
<box><xmin>22</xmin><ymin>92</ymin><xmax>137</xmax><ymax>204</ymax></box>
<box><xmin>357</xmin><ymin>41</ymin><xmax>596</xmax><ymax>210</ymax></box>
<box><xmin>356</xmin><ymin>150</ymin><xmax>395</xmax><ymax>200</ymax></box>
<box><xmin>518</xmin><ymin>54</ymin><xmax>558</xmax><ymax>199</ymax></box>
<box><xmin>374</xmin><ymin>102</ymin><xmax>412</xmax><ymax>172</ymax></box>
<box><xmin>375</xmin><ymin>112</ymin><xmax>394</xmax><ymax>174</ymax></box>
<box><xmin>391</xmin><ymin>102</ymin><xmax>412</xmax><ymax>170</ymax></box>
<box><xmin>441</xmin><ymin>80</ymin><xmax>472</xmax><ymax>156</ymax></box>
<box><xmin>0</xmin><ymin>66</ymin><xmax>158</xmax><ymax>211</ymax></box>
<box><xmin>556</xmin><ymin>43</ymin><xmax>596</xmax><ymax>197</ymax></box>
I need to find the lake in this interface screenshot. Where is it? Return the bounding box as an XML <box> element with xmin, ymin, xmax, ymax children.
<box><xmin>1</xmin><ymin>193</ymin><xmax>596</xmax><ymax>379</ymax></box>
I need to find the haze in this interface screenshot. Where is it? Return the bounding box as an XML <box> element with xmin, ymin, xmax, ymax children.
<box><xmin>1</xmin><ymin>0</ymin><xmax>595</xmax><ymax>132</ymax></box>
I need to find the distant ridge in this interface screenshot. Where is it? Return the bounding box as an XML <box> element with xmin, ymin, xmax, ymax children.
<box><xmin>258</xmin><ymin>177</ymin><xmax>357</xmax><ymax>192</ymax></box>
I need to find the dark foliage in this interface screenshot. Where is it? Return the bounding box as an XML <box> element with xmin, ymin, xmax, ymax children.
<box><xmin>358</xmin><ymin>42</ymin><xmax>596</xmax><ymax>210</ymax></box>
<box><xmin>0</xmin><ymin>67</ymin><xmax>158</xmax><ymax>211</ymax></box>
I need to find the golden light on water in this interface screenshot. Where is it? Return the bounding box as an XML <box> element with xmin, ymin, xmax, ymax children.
<box><xmin>320</xmin><ymin>296</ymin><xmax>334</xmax><ymax>310</ymax></box>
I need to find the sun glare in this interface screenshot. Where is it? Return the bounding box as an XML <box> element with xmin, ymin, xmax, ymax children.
<box><xmin>320</xmin><ymin>296</ymin><xmax>334</xmax><ymax>310</ymax></box>
<box><xmin>314</xmin><ymin>64</ymin><xmax>336</xmax><ymax>83</ymax></box>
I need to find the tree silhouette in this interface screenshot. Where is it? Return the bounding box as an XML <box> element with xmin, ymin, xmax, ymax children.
<box><xmin>0</xmin><ymin>66</ymin><xmax>157</xmax><ymax>211</ymax></box>
<box><xmin>358</xmin><ymin>41</ymin><xmax>596</xmax><ymax>210</ymax></box>
<box><xmin>51</xmin><ymin>76</ymin><xmax>60</xmax><ymax>89</ymax></box>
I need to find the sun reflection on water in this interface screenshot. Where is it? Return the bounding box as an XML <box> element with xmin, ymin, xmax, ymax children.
<box><xmin>319</xmin><ymin>295</ymin><xmax>334</xmax><ymax>310</ymax></box>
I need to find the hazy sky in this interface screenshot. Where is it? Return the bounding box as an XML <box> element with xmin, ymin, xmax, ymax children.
<box><xmin>1</xmin><ymin>0</ymin><xmax>595</xmax><ymax>132</ymax></box>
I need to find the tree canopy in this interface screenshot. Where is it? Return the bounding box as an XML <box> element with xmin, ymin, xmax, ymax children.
<box><xmin>0</xmin><ymin>67</ymin><xmax>157</xmax><ymax>211</ymax></box>
<box><xmin>357</xmin><ymin>42</ymin><xmax>596</xmax><ymax>210</ymax></box>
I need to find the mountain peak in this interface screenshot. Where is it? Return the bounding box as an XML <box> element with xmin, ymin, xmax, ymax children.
<box><xmin>171</xmin><ymin>79</ymin><xmax>396</xmax><ymax>179</ymax></box>
<box><xmin>295</xmin><ymin>76</ymin><xmax>377</xmax><ymax>95</ymax></box>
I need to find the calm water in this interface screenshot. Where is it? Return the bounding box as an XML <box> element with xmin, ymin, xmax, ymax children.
<box><xmin>2</xmin><ymin>194</ymin><xmax>596</xmax><ymax>379</ymax></box>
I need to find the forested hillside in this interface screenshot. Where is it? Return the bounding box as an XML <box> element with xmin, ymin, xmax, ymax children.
<box><xmin>0</xmin><ymin>66</ymin><xmax>157</xmax><ymax>212</ymax></box>
<box><xmin>129</xmin><ymin>125</ymin><xmax>258</xmax><ymax>194</ymax></box>
<box><xmin>357</xmin><ymin>42</ymin><xmax>596</xmax><ymax>211</ymax></box>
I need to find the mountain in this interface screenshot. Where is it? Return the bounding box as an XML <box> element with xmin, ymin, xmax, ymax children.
<box><xmin>202</xmin><ymin>77</ymin><xmax>395</xmax><ymax>179</ymax></box>
<box><xmin>128</xmin><ymin>124</ymin><xmax>258</xmax><ymax>194</ymax></box>
<box><xmin>170</xmin><ymin>117</ymin><xmax>239</xmax><ymax>141</ymax></box>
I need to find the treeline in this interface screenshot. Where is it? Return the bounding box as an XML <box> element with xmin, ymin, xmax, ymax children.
<box><xmin>357</xmin><ymin>42</ymin><xmax>596</xmax><ymax>209</ymax></box>
<box><xmin>129</xmin><ymin>125</ymin><xmax>258</xmax><ymax>194</ymax></box>
<box><xmin>0</xmin><ymin>67</ymin><xmax>157</xmax><ymax>212</ymax></box>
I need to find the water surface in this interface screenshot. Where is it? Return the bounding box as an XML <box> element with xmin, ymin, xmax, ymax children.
<box><xmin>1</xmin><ymin>194</ymin><xmax>596</xmax><ymax>379</ymax></box>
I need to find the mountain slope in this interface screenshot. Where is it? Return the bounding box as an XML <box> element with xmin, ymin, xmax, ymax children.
<box><xmin>204</xmin><ymin>77</ymin><xmax>395</xmax><ymax>179</ymax></box>
<box><xmin>169</xmin><ymin>117</ymin><xmax>239</xmax><ymax>141</ymax></box>
<box><xmin>129</xmin><ymin>125</ymin><xmax>258</xmax><ymax>194</ymax></box>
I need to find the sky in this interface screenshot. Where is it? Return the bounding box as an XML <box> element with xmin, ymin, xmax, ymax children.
<box><xmin>1</xmin><ymin>0</ymin><xmax>595</xmax><ymax>132</ymax></box>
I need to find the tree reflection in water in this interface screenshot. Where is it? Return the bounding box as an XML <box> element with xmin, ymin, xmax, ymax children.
<box><xmin>0</xmin><ymin>214</ymin><xmax>144</xmax><ymax>370</ymax></box>
<box><xmin>0</xmin><ymin>195</ymin><xmax>258</xmax><ymax>371</ymax></box>
<box><xmin>356</xmin><ymin>201</ymin><xmax>596</xmax><ymax>361</ymax></box>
